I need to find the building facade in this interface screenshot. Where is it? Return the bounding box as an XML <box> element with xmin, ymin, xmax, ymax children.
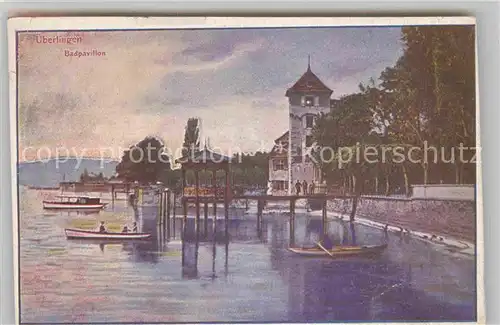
<box><xmin>268</xmin><ymin>131</ymin><xmax>289</xmax><ymax>195</ymax></box>
<box><xmin>268</xmin><ymin>61</ymin><xmax>334</xmax><ymax>195</ymax></box>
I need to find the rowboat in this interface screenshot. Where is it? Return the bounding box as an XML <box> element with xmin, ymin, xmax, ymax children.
<box><xmin>43</xmin><ymin>195</ymin><xmax>107</xmax><ymax>210</ymax></box>
<box><xmin>65</xmin><ymin>228</ymin><xmax>151</xmax><ymax>240</ymax></box>
<box><xmin>288</xmin><ymin>244</ymin><xmax>387</xmax><ymax>257</ymax></box>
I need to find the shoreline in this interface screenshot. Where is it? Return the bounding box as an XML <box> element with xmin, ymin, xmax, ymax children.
<box><xmin>245</xmin><ymin>205</ymin><xmax>475</xmax><ymax>257</ymax></box>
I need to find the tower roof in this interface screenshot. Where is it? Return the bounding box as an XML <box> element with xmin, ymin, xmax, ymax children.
<box><xmin>286</xmin><ymin>61</ymin><xmax>332</xmax><ymax>97</ymax></box>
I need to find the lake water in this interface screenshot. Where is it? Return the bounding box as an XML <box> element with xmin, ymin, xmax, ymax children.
<box><xmin>19</xmin><ymin>188</ymin><xmax>476</xmax><ymax>323</ymax></box>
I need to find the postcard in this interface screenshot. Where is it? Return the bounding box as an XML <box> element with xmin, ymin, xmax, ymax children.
<box><xmin>8</xmin><ymin>16</ymin><xmax>483</xmax><ymax>324</ymax></box>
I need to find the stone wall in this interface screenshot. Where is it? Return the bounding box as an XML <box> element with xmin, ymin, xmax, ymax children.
<box><xmin>412</xmin><ymin>184</ymin><xmax>475</xmax><ymax>201</ymax></box>
<box><xmin>327</xmin><ymin>197</ymin><xmax>476</xmax><ymax>242</ymax></box>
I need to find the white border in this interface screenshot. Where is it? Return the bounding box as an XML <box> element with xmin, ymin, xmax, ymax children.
<box><xmin>8</xmin><ymin>16</ymin><xmax>475</xmax><ymax>30</ymax></box>
<box><xmin>474</xmin><ymin>23</ymin><xmax>485</xmax><ymax>325</ymax></box>
<box><xmin>8</xmin><ymin>16</ymin><xmax>482</xmax><ymax>325</ymax></box>
<box><xmin>7</xmin><ymin>17</ymin><xmax>19</xmax><ymax>325</ymax></box>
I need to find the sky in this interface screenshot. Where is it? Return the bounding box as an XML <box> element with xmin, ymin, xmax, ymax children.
<box><xmin>17</xmin><ymin>27</ymin><xmax>403</xmax><ymax>161</ymax></box>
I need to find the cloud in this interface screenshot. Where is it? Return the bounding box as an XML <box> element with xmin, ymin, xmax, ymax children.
<box><xmin>17</xmin><ymin>27</ymin><xmax>402</xmax><ymax>161</ymax></box>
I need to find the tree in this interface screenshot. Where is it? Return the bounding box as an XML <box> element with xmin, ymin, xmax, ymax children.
<box><xmin>160</xmin><ymin>169</ymin><xmax>183</xmax><ymax>193</ymax></box>
<box><xmin>312</xmin><ymin>93</ymin><xmax>374</xmax><ymax>221</ymax></box>
<box><xmin>231</xmin><ymin>151</ymin><xmax>269</xmax><ymax>189</ymax></box>
<box><xmin>182</xmin><ymin>118</ymin><xmax>201</xmax><ymax>158</ymax></box>
<box><xmin>80</xmin><ymin>168</ymin><xmax>89</xmax><ymax>182</ymax></box>
<box><xmin>312</xmin><ymin>25</ymin><xmax>476</xmax><ymax>204</ymax></box>
<box><xmin>379</xmin><ymin>26</ymin><xmax>476</xmax><ymax>185</ymax></box>
<box><xmin>115</xmin><ymin>136</ymin><xmax>171</xmax><ymax>184</ymax></box>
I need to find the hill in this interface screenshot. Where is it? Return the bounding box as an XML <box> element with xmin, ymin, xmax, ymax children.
<box><xmin>18</xmin><ymin>158</ymin><xmax>119</xmax><ymax>188</ymax></box>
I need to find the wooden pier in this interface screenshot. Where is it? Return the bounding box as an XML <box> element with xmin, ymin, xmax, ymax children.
<box><xmin>152</xmin><ymin>148</ymin><xmax>354</xmax><ymax>249</ymax></box>
<box><xmin>234</xmin><ymin>194</ymin><xmax>354</xmax><ymax>244</ymax></box>
<box><xmin>156</xmin><ymin>189</ymin><xmax>353</xmax><ymax>245</ymax></box>
<box><xmin>150</xmin><ymin>184</ymin><xmax>355</xmax><ymax>279</ymax></box>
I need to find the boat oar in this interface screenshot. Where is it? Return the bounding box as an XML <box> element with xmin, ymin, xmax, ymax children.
<box><xmin>316</xmin><ymin>242</ymin><xmax>335</xmax><ymax>258</ymax></box>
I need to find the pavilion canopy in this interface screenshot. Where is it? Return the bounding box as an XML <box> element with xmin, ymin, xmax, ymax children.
<box><xmin>175</xmin><ymin>148</ymin><xmax>232</xmax><ymax>169</ymax></box>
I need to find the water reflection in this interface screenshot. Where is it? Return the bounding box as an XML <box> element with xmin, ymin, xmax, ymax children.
<box><xmin>182</xmin><ymin>240</ymin><xmax>199</xmax><ymax>279</ymax></box>
<box><xmin>267</xmin><ymin>215</ymin><xmax>475</xmax><ymax>322</ymax></box>
<box><xmin>303</xmin><ymin>218</ymin><xmax>359</xmax><ymax>247</ymax></box>
<box><xmin>180</xmin><ymin>217</ymin><xmax>231</xmax><ymax>279</ymax></box>
<box><xmin>19</xmin><ymin>189</ymin><xmax>476</xmax><ymax>323</ymax></box>
<box><xmin>89</xmin><ymin>212</ymin><xmax>236</xmax><ymax>279</ymax></box>
<box><xmin>350</xmin><ymin>222</ymin><xmax>357</xmax><ymax>245</ymax></box>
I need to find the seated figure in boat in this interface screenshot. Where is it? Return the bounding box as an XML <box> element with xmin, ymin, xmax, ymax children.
<box><xmin>320</xmin><ymin>234</ymin><xmax>335</xmax><ymax>250</ymax></box>
<box><xmin>132</xmin><ymin>222</ymin><xmax>138</xmax><ymax>232</ymax></box>
<box><xmin>98</xmin><ymin>221</ymin><xmax>107</xmax><ymax>233</ymax></box>
<box><xmin>122</xmin><ymin>225</ymin><xmax>129</xmax><ymax>233</ymax></box>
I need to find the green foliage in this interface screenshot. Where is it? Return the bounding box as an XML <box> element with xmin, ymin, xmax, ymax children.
<box><xmin>231</xmin><ymin>151</ymin><xmax>269</xmax><ymax>189</ymax></box>
<box><xmin>115</xmin><ymin>136</ymin><xmax>171</xmax><ymax>184</ymax></box>
<box><xmin>160</xmin><ymin>168</ymin><xmax>183</xmax><ymax>192</ymax></box>
<box><xmin>79</xmin><ymin>168</ymin><xmax>106</xmax><ymax>183</ymax></box>
<box><xmin>182</xmin><ymin>118</ymin><xmax>201</xmax><ymax>157</ymax></box>
<box><xmin>313</xmin><ymin>25</ymin><xmax>476</xmax><ymax>195</ymax></box>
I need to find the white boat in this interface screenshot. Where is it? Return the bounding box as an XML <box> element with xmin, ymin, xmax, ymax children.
<box><xmin>43</xmin><ymin>195</ymin><xmax>107</xmax><ymax>210</ymax></box>
<box><xmin>65</xmin><ymin>228</ymin><xmax>152</xmax><ymax>240</ymax></box>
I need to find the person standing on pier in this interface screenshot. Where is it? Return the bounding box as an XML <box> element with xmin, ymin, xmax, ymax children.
<box><xmin>310</xmin><ymin>181</ymin><xmax>315</xmax><ymax>194</ymax></box>
<box><xmin>295</xmin><ymin>180</ymin><xmax>302</xmax><ymax>195</ymax></box>
<box><xmin>302</xmin><ymin>180</ymin><xmax>308</xmax><ymax>195</ymax></box>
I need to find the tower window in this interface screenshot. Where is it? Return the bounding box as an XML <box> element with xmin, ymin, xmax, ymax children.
<box><xmin>306</xmin><ymin>135</ymin><xmax>314</xmax><ymax>147</ymax></box>
<box><xmin>305</xmin><ymin>115</ymin><xmax>314</xmax><ymax>128</ymax></box>
<box><xmin>304</xmin><ymin>96</ymin><xmax>315</xmax><ymax>107</ymax></box>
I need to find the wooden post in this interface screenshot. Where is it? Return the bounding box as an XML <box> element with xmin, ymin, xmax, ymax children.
<box><xmin>158</xmin><ymin>190</ymin><xmax>163</xmax><ymax>226</ymax></box>
<box><xmin>289</xmin><ymin>199</ymin><xmax>295</xmax><ymax>246</ymax></box>
<box><xmin>182</xmin><ymin>169</ymin><xmax>187</xmax><ymax>228</ymax></box>
<box><xmin>195</xmin><ymin>169</ymin><xmax>200</xmax><ymax>235</ymax></box>
<box><xmin>111</xmin><ymin>184</ymin><xmax>115</xmax><ymax>206</ymax></box>
<box><xmin>212</xmin><ymin>169</ymin><xmax>217</xmax><ymax>216</ymax></box>
<box><xmin>182</xmin><ymin>196</ymin><xmax>188</xmax><ymax>241</ymax></box>
<box><xmin>163</xmin><ymin>189</ymin><xmax>167</xmax><ymax>216</ymax></box>
<box><xmin>213</xmin><ymin>211</ymin><xmax>217</xmax><ymax>241</ymax></box>
<box><xmin>203</xmin><ymin>167</ymin><xmax>209</xmax><ymax>236</ymax></box>
<box><xmin>204</xmin><ymin>202</ymin><xmax>209</xmax><ymax>236</ymax></box>
<box><xmin>173</xmin><ymin>192</ymin><xmax>177</xmax><ymax>238</ymax></box>
<box><xmin>322</xmin><ymin>199</ymin><xmax>327</xmax><ymax>239</ymax></box>
<box><xmin>257</xmin><ymin>200</ymin><xmax>263</xmax><ymax>234</ymax></box>
<box><xmin>162</xmin><ymin>190</ymin><xmax>166</xmax><ymax>236</ymax></box>
<box><xmin>212</xmin><ymin>231</ymin><xmax>217</xmax><ymax>279</ymax></box>
<box><xmin>224</xmin><ymin>167</ymin><xmax>229</xmax><ymax>227</ymax></box>
<box><xmin>181</xmin><ymin>230</ymin><xmax>185</xmax><ymax>269</ymax></box>
<box><xmin>224</xmin><ymin>237</ymin><xmax>229</xmax><ymax>277</ymax></box>
<box><xmin>166</xmin><ymin>190</ymin><xmax>171</xmax><ymax>240</ymax></box>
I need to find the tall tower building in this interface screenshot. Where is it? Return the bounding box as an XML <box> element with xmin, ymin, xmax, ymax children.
<box><xmin>268</xmin><ymin>58</ymin><xmax>333</xmax><ymax>195</ymax></box>
<box><xmin>285</xmin><ymin>58</ymin><xmax>333</xmax><ymax>194</ymax></box>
